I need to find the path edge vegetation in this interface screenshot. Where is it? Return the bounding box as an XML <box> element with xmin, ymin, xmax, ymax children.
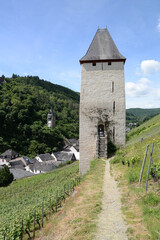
<box><xmin>110</xmin><ymin>117</ymin><xmax>160</xmax><ymax>240</ymax></box>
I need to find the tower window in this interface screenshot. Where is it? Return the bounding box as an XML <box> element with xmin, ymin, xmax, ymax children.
<box><xmin>92</xmin><ymin>63</ymin><xmax>96</xmax><ymax>66</ymax></box>
<box><xmin>113</xmin><ymin>101</ymin><xmax>115</xmax><ymax>113</ymax></box>
<box><xmin>111</xmin><ymin>81</ymin><xmax>114</xmax><ymax>92</ymax></box>
<box><xmin>113</xmin><ymin>127</ymin><xmax>115</xmax><ymax>141</ymax></box>
<box><xmin>108</xmin><ymin>62</ymin><xmax>111</xmax><ymax>65</ymax></box>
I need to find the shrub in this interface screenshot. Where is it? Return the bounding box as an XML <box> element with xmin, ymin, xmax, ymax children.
<box><xmin>107</xmin><ymin>141</ymin><xmax>117</xmax><ymax>155</ymax></box>
<box><xmin>0</xmin><ymin>165</ymin><xmax>14</xmax><ymax>187</ymax></box>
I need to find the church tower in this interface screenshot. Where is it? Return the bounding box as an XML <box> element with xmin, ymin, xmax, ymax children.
<box><xmin>79</xmin><ymin>28</ymin><xmax>126</xmax><ymax>174</ymax></box>
<box><xmin>47</xmin><ymin>109</ymin><xmax>55</xmax><ymax>128</ymax></box>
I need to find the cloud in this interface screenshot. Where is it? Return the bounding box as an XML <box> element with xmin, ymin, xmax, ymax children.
<box><xmin>155</xmin><ymin>88</ymin><xmax>160</xmax><ymax>99</ymax></box>
<box><xmin>126</xmin><ymin>78</ymin><xmax>150</xmax><ymax>97</ymax></box>
<box><xmin>141</xmin><ymin>60</ymin><xmax>160</xmax><ymax>75</ymax></box>
<box><xmin>158</xmin><ymin>16</ymin><xmax>160</xmax><ymax>32</ymax></box>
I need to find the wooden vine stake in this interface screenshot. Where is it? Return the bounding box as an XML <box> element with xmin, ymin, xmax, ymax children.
<box><xmin>146</xmin><ymin>143</ymin><xmax>154</xmax><ymax>192</ymax></box>
<box><xmin>42</xmin><ymin>202</ymin><xmax>44</xmax><ymax>228</ymax></box>
<box><xmin>56</xmin><ymin>190</ymin><xmax>58</xmax><ymax>212</ymax></box>
<box><xmin>33</xmin><ymin>210</ymin><xmax>36</xmax><ymax>238</ymax></box>
<box><xmin>21</xmin><ymin>219</ymin><xmax>23</xmax><ymax>240</ymax></box>
<box><xmin>139</xmin><ymin>145</ymin><xmax>149</xmax><ymax>184</ymax></box>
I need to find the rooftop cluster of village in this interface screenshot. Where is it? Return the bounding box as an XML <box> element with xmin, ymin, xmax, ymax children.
<box><xmin>0</xmin><ymin>138</ymin><xmax>79</xmax><ymax>180</ymax></box>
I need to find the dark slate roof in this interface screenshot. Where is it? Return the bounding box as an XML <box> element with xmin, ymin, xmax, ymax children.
<box><xmin>54</xmin><ymin>152</ymin><xmax>75</xmax><ymax>161</ymax></box>
<box><xmin>9</xmin><ymin>159</ymin><xmax>26</xmax><ymax>168</ymax></box>
<box><xmin>80</xmin><ymin>28</ymin><xmax>126</xmax><ymax>63</ymax></box>
<box><xmin>10</xmin><ymin>168</ymin><xmax>34</xmax><ymax>180</ymax></box>
<box><xmin>29</xmin><ymin>161</ymin><xmax>57</xmax><ymax>172</ymax></box>
<box><xmin>37</xmin><ymin>153</ymin><xmax>54</xmax><ymax>161</ymax></box>
<box><xmin>1</xmin><ymin>149</ymin><xmax>19</xmax><ymax>157</ymax></box>
<box><xmin>29</xmin><ymin>158</ymin><xmax>37</xmax><ymax>164</ymax></box>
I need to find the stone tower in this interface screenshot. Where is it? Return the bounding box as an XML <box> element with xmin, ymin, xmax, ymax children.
<box><xmin>47</xmin><ymin>109</ymin><xmax>55</xmax><ymax>128</ymax></box>
<box><xmin>79</xmin><ymin>28</ymin><xmax>126</xmax><ymax>175</ymax></box>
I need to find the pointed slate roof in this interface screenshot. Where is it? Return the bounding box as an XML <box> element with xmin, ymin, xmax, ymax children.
<box><xmin>80</xmin><ymin>28</ymin><xmax>126</xmax><ymax>64</ymax></box>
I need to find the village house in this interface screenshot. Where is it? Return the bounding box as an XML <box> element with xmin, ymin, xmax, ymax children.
<box><xmin>63</xmin><ymin>138</ymin><xmax>79</xmax><ymax>160</ymax></box>
<box><xmin>0</xmin><ymin>149</ymin><xmax>19</xmax><ymax>161</ymax></box>
<box><xmin>52</xmin><ymin>151</ymin><xmax>76</xmax><ymax>163</ymax></box>
<box><xmin>0</xmin><ymin>158</ymin><xmax>9</xmax><ymax>166</ymax></box>
<box><xmin>10</xmin><ymin>168</ymin><xmax>34</xmax><ymax>180</ymax></box>
<box><xmin>35</xmin><ymin>153</ymin><xmax>55</xmax><ymax>163</ymax></box>
<box><xmin>9</xmin><ymin>157</ymin><xmax>26</xmax><ymax>169</ymax></box>
<box><xmin>27</xmin><ymin>161</ymin><xmax>57</xmax><ymax>174</ymax></box>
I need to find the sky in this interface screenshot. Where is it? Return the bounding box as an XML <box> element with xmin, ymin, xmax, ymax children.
<box><xmin>0</xmin><ymin>0</ymin><xmax>160</xmax><ymax>109</ymax></box>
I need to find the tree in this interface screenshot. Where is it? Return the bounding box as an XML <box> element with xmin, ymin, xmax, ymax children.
<box><xmin>0</xmin><ymin>166</ymin><xmax>14</xmax><ymax>187</ymax></box>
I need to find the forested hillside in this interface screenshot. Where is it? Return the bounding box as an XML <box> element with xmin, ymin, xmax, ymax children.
<box><xmin>126</xmin><ymin>108</ymin><xmax>160</xmax><ymax>124</ymax></box>
<box><xmin>0</xmin><ymin>75</ymin><xmax>79</xmax><ymax>157</ymax></box>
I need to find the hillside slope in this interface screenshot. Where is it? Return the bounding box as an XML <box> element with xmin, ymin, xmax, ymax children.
<box><xmin>126</xmin><ymin>114</ymin><xmax>160</xmax><ymax>145</ymax></box>
<box><xmin>111</xmin><ymin>114</ymin><xmax>160</xmax><ymax>239</ymax></box>
<box><xmin>0</xmin><ymin>76</ymin><xmax>79</xmax><ymax>157</ymax></box>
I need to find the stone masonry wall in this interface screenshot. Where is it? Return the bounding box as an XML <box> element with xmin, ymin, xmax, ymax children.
<box><xmin>79</xmin><ymin>61</ymin><xmax>126</xmax><ymax>175</ymax></box>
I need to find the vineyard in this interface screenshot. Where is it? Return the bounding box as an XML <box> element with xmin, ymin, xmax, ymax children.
<box><xmin>0</xmin><ymin>162</ymin><xmax>79</xmax><ymax>239</ymax></box>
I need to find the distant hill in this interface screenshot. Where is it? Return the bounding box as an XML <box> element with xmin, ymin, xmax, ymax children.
<box><xmin>0</xmin><ymin>75</ymin><xmax>79</xmax><ymax>157</ymax></box>
<box><xmin>126</xmin><ymin>113</ymin><xmax>160</xmax><ymax>145</ymax></box>
<box><xmin>126</xmin><ymin>108</ymin><xmax>160</xmax><ymax>124</ymax></box>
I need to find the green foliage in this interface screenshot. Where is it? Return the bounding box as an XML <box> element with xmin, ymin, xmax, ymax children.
<box><xmin>126</xmin><ymin>111</ymin><xmax>139</xmax><ymax>124</ymax></box>
<box><xmin>151</xmin><ymin>163</ymin><xmax>160</xmax><ymax>179</ymax></box>
<box><xmin>0</xmin><ymin>76</ymin><xmax>79</xmax><ymax>157</ymax></box>
<box><xmin>130</xmin><ymin>156</ymin><xmax>140</xmax><ymax>166</ymax></box>
<box><xmin>110</xmin><ymin>150</ymin><xmax>122</xmax><ymax>164</ymax></box>
<box><xmin>0</xmin><ymin>166</ymin><xmax>14</xmax><ymax>187</ymax></box>
<box><xmin>107</xmin><ymin>141</ymin><xmax>117</xmax><ymax>155</ymax></box>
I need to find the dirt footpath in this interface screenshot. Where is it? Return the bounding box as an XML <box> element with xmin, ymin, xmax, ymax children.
<box><xmin>95</xmin><ymin>160</ymin><xmax>128</xmax><ymax>240</ymax></box>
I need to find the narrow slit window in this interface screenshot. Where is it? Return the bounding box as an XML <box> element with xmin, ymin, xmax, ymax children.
<box><xmin>113</xmin><ymin>101</ymin><xmax>115</xmax><ymax>113</ymax></box>
<box><xmin>113</xmin><ymin>127</ymin><xmax>115</xmax><ymax>141</ymax></box>
<box><xmin>92</xmin><ymin>62</ymin><xmax>96</xmax><ymax>66</ymax></box>
<box><xmin>108</xmin><ymin>62</ymin><xmax>111</xmax><ymax>66</ymax></box>
<box><xmin>111</xmin><ymin>81</ymin><xmax>114</xmax><ymax>92</ymax></box>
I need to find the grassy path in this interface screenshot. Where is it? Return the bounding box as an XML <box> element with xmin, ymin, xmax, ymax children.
<box><xmin>95</xmin><ymin>159</ymin><xmax>128</xmax><ymax>240</ymax></box>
